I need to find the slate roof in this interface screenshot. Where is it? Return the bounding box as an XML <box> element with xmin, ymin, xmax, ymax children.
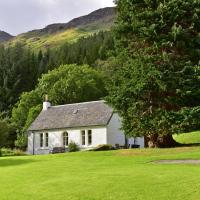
<box><xmin>28</xmin><ymin>100</ymin><xmax>113</xmax><ymax>131</ymax></box>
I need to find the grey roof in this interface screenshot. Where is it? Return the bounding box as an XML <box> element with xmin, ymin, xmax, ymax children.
<box><xmin>28</xmin><ymin>100</ymin><xmax>113</xmax><ymax>131</ymax></box>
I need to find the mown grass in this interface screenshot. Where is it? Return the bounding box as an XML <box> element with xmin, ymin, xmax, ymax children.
<box><xmin>173</xmin><ymin>131</ymin><xmax>200</xmax><ymax>144</ymax></box>
<box><xmin>1</xmin><ymin>147</ymin><xmax>200</xmax><ymax>200</ymax></box>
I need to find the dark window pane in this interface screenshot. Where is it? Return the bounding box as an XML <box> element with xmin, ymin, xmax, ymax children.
<box><xmin>40</xmin><ymin>133</ymin><xmax>43</xmax><ymax>147</ymax></box>
<box><xmin>88</xmin><ymin>130</ymin><xmax>92</xmax><ymax>145</ymax></box>
<box><xmin>45</xmin><ymin>133</ymin><xmax>48</xmax><ymax>147</ymax></box>
<box><xmin>81</xmin><ymin>130</ymin><xmax>85</xmax><ymax>145</ymax></box>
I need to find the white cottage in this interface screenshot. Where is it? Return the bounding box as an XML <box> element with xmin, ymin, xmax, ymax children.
<box><xmin>28</xmin><ymin>100</ymin><xmax>144</xmax><ymax>155</ymax></box>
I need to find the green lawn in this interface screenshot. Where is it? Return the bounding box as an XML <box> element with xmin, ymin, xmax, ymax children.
<box><xmin>1</xmin><ymin>148</ymin><xmax>200</xmax><ymax>200</ymax></box>
<box><xmin>174</xmin><ymin>131</ymin><xmax>200</xmax><ymax>144</ymax></box>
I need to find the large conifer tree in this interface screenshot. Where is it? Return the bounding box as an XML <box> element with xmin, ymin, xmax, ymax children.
<box><xmin>107</xmin><ymin>0</ymin><xmax>200</xmax><ymax>147</ymax></box>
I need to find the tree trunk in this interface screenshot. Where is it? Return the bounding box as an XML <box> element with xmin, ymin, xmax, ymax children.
<box><xmin>146</xmin><ymin>134</ymin><xmax>179</xmax><ymax>148</ymax></box>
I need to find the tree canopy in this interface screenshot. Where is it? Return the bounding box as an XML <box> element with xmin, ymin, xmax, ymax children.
<box><xmin>107</xmin><ymin>0</ymin><xmax>200</xmax><ymax>147</ymax></box>
<box><xmin>12</xmin><ymin>64</ymin><xmax>107</xmax><ymax>147</ymax></box>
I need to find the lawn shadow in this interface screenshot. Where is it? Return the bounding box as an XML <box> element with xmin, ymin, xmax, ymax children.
<box><xmin>0</xmin><ymin>158</ymin><xmax>36</xmax><ymax>167</ymax></box>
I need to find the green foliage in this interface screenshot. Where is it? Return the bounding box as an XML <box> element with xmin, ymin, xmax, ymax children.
<box><xmin>15</xmin><ymin>133</ymin><xmax>27</xmax><ymax>151</ymax></box>
<box><xmin>0</xmin><ymin>43</ymin><xmax>38</xmax><ymax>113</ymax></box>
<box><xmin>55</xmin><ymin>31</ymin><xmax>115</xmax><ymax>66</ymax></box>
<box><xmin>68</xmin><ymin>141</ymin><xmax>80</xmax><ymax>152</ymax></box>
<box><xmin>36</xmin><ymin>64</ymin><xmax>107</xmax><ymax>105</ymax></box>
<box><xmin>0</xmin><ymin>31</ymin><xmax>114</xmax><ymax>115</ymax></box>
<box><xmin>11</xmin><ymin>91</ymin><xmax>42</xmax><ymax>130</ymax></box>
<box><xmin>1</xmin><ymin>148</ymin><xmax>25</xmax><ymax>157</ymax></box>
<box><xmin>107</xmin><ymin>0</ymin><xmax>200</xmax><ymax>139</ymax></box>
<box><xmin>0</xmin><ymin>118</ymin><xmax>10</xmax><ymax>156</ymax></box>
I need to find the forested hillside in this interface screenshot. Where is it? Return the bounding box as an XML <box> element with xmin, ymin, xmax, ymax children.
<box><xmin>0</xmin><ymin>31</ymin><xmax>114</xmax><ymax>114</ymax></box>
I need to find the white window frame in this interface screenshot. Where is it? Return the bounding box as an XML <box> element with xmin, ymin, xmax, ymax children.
<box><xmin>81</xmin><ymin>130</ymin><xmax>86</xmax><ymax>146</ymax></box>
<box><xmin>63</xmin><ymin>132</ymin><xmax>69</xmax><ymax>147</ymax></box>
<box><xmin>39</xmin><ymin>132</ymin><xmax>49</xmax><ymax>149</ymax></box>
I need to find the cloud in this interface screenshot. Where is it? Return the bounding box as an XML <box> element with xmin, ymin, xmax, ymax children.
<box><xmin>0</xmin><ymin>0</ymin><xmax>115</xmax><ymax>35</ymax></box>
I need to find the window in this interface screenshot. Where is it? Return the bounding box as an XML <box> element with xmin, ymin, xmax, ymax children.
<box><xmin>40</xmin><ymin>133</ymin><xmax>43</xmax><ymax>147</ymax></box>
<box><xmin>63</xmin><ymin>132</ymin><xmax>69</xmax><ymax>146</ymax></box>
<box><xmin>81</xmin><ymin>130</ymin><xmax>86</xmax><ymax>145</ymax></box>
<box><xmin>88</xmin><ymin>130</ymin><xmax>92</xmax><ymax>146</ymax></box>
<box><xmin>45</xmin><ymin>133</ymin><xmax>49</xmax><ymax>147</ymax></box>
<box><xmin>40</xmin><ymin>133</ymin><xmax>48</xmax><ymax>148</ymax></box>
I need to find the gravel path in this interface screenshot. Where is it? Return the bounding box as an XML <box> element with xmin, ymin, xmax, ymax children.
<box><xmin>154</xmin><ymin>159</ymin><xmax>200</xmax><ymax>164</ymax></box>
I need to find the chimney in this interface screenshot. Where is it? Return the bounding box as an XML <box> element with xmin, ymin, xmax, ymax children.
<box><xmin>43</xmin><ymin>95</ymin><xmax>51</xmax><ymax>111</ymax></box>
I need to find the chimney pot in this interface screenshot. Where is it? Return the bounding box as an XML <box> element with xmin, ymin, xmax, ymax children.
<box><xmin>43</xmin><ymin>95</ymin><xmax>51</xmax><ymax>110</ymax></box>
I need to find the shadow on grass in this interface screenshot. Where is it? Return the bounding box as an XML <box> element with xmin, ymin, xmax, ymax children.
<box><xmin>177</xmin><ymin>143</ymin><xmax>200</xmax><ymax>147</ymax></box>
<box><xmin>0</xmin><ymin>158</ymin><xmax>36</xmax><ymax>167</ymax></box>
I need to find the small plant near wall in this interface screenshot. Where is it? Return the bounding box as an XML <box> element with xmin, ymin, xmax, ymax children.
<box><xmin>68</xmin><ymin>141</ymin><xmax>80</xmax><ymax>152</ymax></box>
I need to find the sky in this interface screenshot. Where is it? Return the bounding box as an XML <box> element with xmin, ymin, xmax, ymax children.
<box><xmin>0</xmin><ymin>0</ymin><xmax>115</xmax><ymax>36</ymax></box>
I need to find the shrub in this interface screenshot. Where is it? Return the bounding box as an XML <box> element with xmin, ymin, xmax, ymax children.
<box><xmin>1</xmin><ymin>148</ymin><xmax>13</xmax><ymax>156</ymax></box>
<box><xmin>13</xmin><ymin>149</ymin><xmax>26</xmax><ymax>156</ymax></box>
<box><xmin>0</xmin><ymin>148</ymin><xmax>26</xmax><ymax>157</ymax></box>
<box><xmin>15</xmin><ymin>134</ymin><xmax>27</xmax><ymax>151</ymax></box>
<box><xmin>68</xmin><ymin>141</ymin><xmax>80</xmax><ymax>152</ymax></box>
<box><xmin>92</xmin><ymin>144</ymin><xmax>115</xmax><ymax>151</ymax></box>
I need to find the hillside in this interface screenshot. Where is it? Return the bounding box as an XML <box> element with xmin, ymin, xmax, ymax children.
<box><xmin>6</xmin><ymin>7</ymin><xmax>116</xmax><ymax>50</ymax></box>
<box><xmin>0</xmin><ymin>31</ymin><xmax>13</xmax><ymax>42</ymax></box>
<box><xmin>173</xmin><ymin>131</ymin><xmax>200</xmax><ymax>144</ymax></box>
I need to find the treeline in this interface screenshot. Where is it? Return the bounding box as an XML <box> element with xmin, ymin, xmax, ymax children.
<box><xmin>0</xmin><ymin>31</ymin><xmax>114</xmax><ymax>114</ymax></box>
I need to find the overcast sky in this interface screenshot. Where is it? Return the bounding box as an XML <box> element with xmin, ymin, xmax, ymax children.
<box><xmin>0</xmin><ymin>0</ymin><xmax>115</xmax><ymax>36</ymax></box>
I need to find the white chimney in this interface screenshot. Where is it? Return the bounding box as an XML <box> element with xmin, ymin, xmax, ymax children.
<box><xmin>43</xmin><ymin>95</ymin><xmax>51</xmax><ymax>111</ymax></box>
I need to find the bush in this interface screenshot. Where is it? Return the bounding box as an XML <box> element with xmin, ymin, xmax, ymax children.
<box><xmin>68</xmin><ymin>141</ymin><xmax>80</xmax><ymax>152</ymax></box>
<box><xmin>15</xmin><ymin>134</ymin><xmax>27</xmax><ymax>151</ymax></box>
<box><xmin>1</xmin><ymin>148</ymin><xmax>13</xmax><ymax>156</ymax></box>
<box><xmin>92</xmin><ymin>144</ymin><xmax>115</xmax><ymax>151</ymax></box>
<box><xmin>13</xmin><ymin>149</ymin><xmax>26</xmax><ymax>156</ymax></box>
<box><xmin>0</xmin><ymin>148</ymin><xmax>26</xmax><ymax>157</ymax></box>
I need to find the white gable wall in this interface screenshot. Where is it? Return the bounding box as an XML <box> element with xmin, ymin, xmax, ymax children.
<box><xmin>28</xmin><ymin>126</ymin><xmax>107</xmax><ymax>155</ymax></box>
<box><xmin>107</xmin><ymin>113</ymin><xmax>145</xmax><ymax>148</ymax></box>
<box><xmin>107</xmin><ymin>113</ymin><xmax>125</xmax><ymax>146</ymax></box>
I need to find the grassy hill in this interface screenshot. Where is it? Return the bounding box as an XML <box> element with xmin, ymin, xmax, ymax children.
<box><xmin>173</xmin><ymin>131</ymin><xmax>200</xmax><ymax>144</ymax></box>
<box><xmin>1</xmin><ymin>148</ymin><xmax>200</xmax><ymax>200</ymax></box>
<box><xmin>6</xmin><ymin>7</ymin><xmax>116</xmax><ymax>51</ymax></box>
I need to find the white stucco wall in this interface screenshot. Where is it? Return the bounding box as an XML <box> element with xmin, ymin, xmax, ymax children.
<box><xmin>128</xmin><ymin>137</ymin><xmax>145</xmax><ymax>148</ymax></box>
<box><xmin>28</xmin><ymin>126</ymin><xmax>107</xmax><ymax>155</ymax></box>
<box><xmin>107</xmin><ymin>113</ymin><xmax>125</xmax><ymax>146</ymax></box>
<box><xmin>27</xmin><ymin>132</ymin><xmax>34</xmax><ymax>154</ymax></box>
<box><xmin>107</xmin><ymin>113</ymin><xmax>145</xmax><ymax>148</ymax></box>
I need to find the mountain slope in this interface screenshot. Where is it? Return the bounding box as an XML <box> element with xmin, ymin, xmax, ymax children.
<box><xmin>7</xmin><ymin>7</ymin><xmax>116</xmax><ymax>50</ymax></box>
<box><xmin>0</xmin><ymin>31</ymin><xmax>13</xmax><ymax>42</ymax></box>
